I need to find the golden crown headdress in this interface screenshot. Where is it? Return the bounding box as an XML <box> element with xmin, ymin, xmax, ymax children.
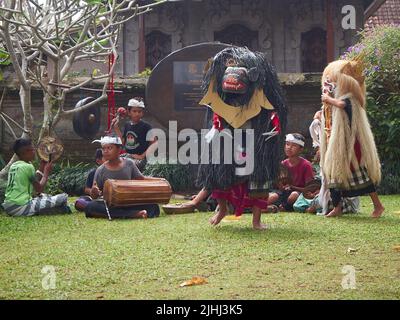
<box><xmin>342</xmin><ymin>51</ymin><xmax>367</xmax><ymax>85</ymax></box>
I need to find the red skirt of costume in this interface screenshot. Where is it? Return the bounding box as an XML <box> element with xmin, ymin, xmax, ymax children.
<box><xmin>212</xmin><ymin>182</ymin><xmax>269</xmax><ymax>216</ymax></box>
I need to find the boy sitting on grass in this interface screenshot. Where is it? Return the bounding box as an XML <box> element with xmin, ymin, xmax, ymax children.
<box><xmin>268</xmin><ymin>133</ymin><xmax>315</xmax><ymax>211</ymax></box>
<box><xmin>293</xmin><ymin>178</ymin><xmax>322</xmax><ymax>213</ymax></box>
<box><xmin>2</xmin><ymin>138</ymin><xmax>70</xmax><ymax>216</ymax></box>
<box><xmin>85</xmin><ymin>135</ymin><xmax>161</xmax><ymax>219</ymax></box>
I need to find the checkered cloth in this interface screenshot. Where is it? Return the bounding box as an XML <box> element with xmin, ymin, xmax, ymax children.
<box><xmin>327</xmin><ymin>197</ymin><xmax>360</xmax><ymax>214</ymax></box>
<box><xmin>2</xmin><ymin>193</ymin><xmax>69</xmax><ymax>216</ymax></box>
<box><xmin>328</xmin><ymin>166</ymin><xmax>373</xmax><ymax>191</ymax></box>
<box><xmin>249</xmin><ymin>180</ymin><xmax>273</xmax><ymax>194</ymax></box>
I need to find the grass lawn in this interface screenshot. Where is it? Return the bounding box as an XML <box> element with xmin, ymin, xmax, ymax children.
<box><xmin>0</xmin><ymin>195</ymin><xmax>399</xmax><ymax>300</ymax></box>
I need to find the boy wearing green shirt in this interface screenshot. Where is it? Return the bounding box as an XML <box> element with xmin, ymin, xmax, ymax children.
<box><xmin>2</xmin><ymin>138</ymin><xmax>70</xmax><ymax>216</ymax></box>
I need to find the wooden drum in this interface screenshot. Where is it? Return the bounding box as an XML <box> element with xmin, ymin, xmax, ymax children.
<box><xmin>103</xmin><ymin>179</ymin><xmax>172</xmax><ymax>207</ymax></box>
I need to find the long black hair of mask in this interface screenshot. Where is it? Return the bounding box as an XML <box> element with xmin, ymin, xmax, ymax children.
<box><xmin>197</xmin><ymin>47</ymin><xmax>288</xmax><ymax>190</ymax></box>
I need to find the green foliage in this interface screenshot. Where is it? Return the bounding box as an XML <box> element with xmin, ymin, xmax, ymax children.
<box><xmin>83</xmin><ymin>0</ymin><xmax>104</xmax><ymax>4</ymax></box>
<box><xmin>136</xmin><ymin>68</ymin><xmax>152</xmax><ymax>78</ymax></box>
<box><xmin>144</xmin><ymin>162</ymin><xmax>195</xmax><ymax>192</ymax></box>
<box><xmin>341</xmin><ymin>26</ymin><xmax>400</xmax><ymax>163</ymax></box>
<box><xmin>0</xmin><ymin>49</ymin><xmax>11</xmax><ymax>66</ymax></box>
<box><xmin>378</xmin><ymin>161</ymin><xmax>400</xmax><ymax>195</ymax></box>
<box><xmin>46</xmin><ymin>162</ymin><xmax>94</xmax><ymax>196</ymax></box>
<box><xmin>341</xmin><ymin>26</ymin><xmax>400</xmax><ymax>193</ymax></box>
<box><xmin>0</xmin><ymin>47</ymin><xmax>11</xmax><ymax>81</ymax></box>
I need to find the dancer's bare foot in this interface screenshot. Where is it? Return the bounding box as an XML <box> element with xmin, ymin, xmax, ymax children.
<box><xmin>253</xmin><ymin>222</ymin><xmax>267</xmax><ymax>230</ymax></box>
<box><xmin>371</xmin><ymin>205</ymin><xmax>384</xmax><ymax>218</ymax></box>
<box><xmin>326</xmin><ymin>207</ymin><xmax>342</xmax><ymax>217</ymax></box>
<box><xmin>209</xmin><ymin>210</ymin><xmax>226</xmax><ymax>226</ymax></box>
<box><xmin>252</xmin><ymin>207</ymin><xmax>267</xmax><ymax>230</ymax></box>
<box><xmin>134</xmin><ymin>210</ymin><xmax>148</xmax><ymax>219</ymax></box>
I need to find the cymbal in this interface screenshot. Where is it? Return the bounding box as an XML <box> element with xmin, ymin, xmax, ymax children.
<box><xmin>37</xmin><ymin>136</ymin><xmax>63</xmax><ymax>162</ymax></box>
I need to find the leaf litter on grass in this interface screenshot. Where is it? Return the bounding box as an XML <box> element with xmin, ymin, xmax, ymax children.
<box><xmin>179</xmin><ymin>276</ymin><xmax>208</xmax><ymax>287</ymax></box>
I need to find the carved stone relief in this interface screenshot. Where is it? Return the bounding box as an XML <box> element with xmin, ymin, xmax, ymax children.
<box><xmin>286</xmin><ymin>0</ymin><xmax>363</xmax><ymax>71</ymax></box>
<box><xmin>145</xmin><ymin>31</ymin><xmax>172</xmax><ymax>70</ymax></box>
<box><xmin>287</xmin><ymin>0</ymin><xmax>327</xmax><ymax>72</ymax></box>
<box><xmin>145</xmin><ymin>3</ymin><xmax>185</xmax><ymax>51</ymax></box>
<box><xmin>200</xmin><ymin>0</ymin><xmax>272</xmax><ymax>55</ymax></box>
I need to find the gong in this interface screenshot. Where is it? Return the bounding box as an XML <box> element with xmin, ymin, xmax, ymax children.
<box><xmin>72</xmin><ymin>97</ymin><xmax>101</xmax><ymax>139</ymax></box>
<box><xmin>146</xmin><ymin>42</ymin><xmax>231</xmax><ymax>131</ymax></box>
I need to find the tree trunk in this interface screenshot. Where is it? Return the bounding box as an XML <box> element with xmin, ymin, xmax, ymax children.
<box><xmin>0</xmin><ymin>84</ymin><xmax>33</xmax><ymax>179</ymax></box>
<box><xmin>38</xmin><ymin>90</ymin><xmax>55</xmax><ymax>142</ymax></box>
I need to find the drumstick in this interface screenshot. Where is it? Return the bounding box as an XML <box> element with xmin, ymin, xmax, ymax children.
<box><xmin>93</xmin><ymin>180</ymin><xmax>111</xmax><ymax>221</ymax></box>
<box><xmin>103</xmin><ymin>199</ymin><xmax>112</xmax><ymax>221</ymax></box>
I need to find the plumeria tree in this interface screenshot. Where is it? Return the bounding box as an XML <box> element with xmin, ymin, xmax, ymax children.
<box><xmin>0</xmin><ymin>0</ymin><xmax>166</xmax><ymax>177</ymax></box>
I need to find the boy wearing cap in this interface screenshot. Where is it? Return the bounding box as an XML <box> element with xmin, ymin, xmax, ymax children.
<box><xmin>85</xmin><ymin>135</ymin><xmax>160</xmax><ymax>219</ymax></box>
<box><xmin>269</xmin><ymin>133</ymin><xmax>314</xmax><ymax>211</ymax></box>
<box><xmin>111</xmin><ymin>97</ymin><xmax>156</xmax><ymax>172</ymax></box>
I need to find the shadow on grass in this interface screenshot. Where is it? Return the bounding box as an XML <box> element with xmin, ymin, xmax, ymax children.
<box><xmin>213</xmin><ymin>224</ymin><xmax>319</xmax><ymax>241</ymax></box>
<box><xmin>331</xmin><ymin>214</ymin><xmax>400</xmax><ymax>227</ymax></box>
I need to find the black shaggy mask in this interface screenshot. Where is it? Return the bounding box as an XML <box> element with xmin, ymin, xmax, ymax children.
<box><xmin>197</xmin><ymin>46</ymin><xmax>288</xmax><ymax>192</ymax></box>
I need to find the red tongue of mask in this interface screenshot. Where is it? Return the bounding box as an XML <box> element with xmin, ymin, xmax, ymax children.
<box><xmin>222</xmin><ymin>67</ymin><xmax>249</xmax><ymax>94</ymax></box>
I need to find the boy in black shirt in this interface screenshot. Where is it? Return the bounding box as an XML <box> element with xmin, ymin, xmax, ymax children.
<box><xmin>111</xmin><ymin>97</ymin><xmax>156</xmax><ymax>172</ymax></box>
<box><xmin>84</xmin><ymin>149</ymin><xmax>105</xmax><ymax>195</ymax></box>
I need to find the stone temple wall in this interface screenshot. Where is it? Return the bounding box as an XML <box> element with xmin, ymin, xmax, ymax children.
<box><xmin>0</xmin><ymin>74</ymin><xmax>322</xmax><ymax>164</ymax></box>
<box><xmin>119</xmin><ymin>0</ymin><xmax>365</xmax><ymax>75</ymax></box>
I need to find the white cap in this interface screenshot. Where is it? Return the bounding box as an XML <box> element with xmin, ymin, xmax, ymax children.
<box><xmin>92</xmin><ymin>136</ymin><xmax>123</xmax><ymax>146</ymax></box>
<box><xmin>286</xmin><ymin>134</ymin><xmax>305</xmax><ymax>147</ymax></box>
<box><xmin>128</xmin><ymin>98</ymin><xmax>145</xmax><ymax>109</ymax></box>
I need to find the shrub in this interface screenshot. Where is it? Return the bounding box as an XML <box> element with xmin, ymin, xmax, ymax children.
<box><xmin>46</xmin><ymin>162</ymin><xmax>93</xmax><ymax>196</ymax></box>
<box><xmin>341</xmin><ymin>26</ymin><xmax>400</xmax><ymax>193</ymax></box>
<box><xmin>144</xmin><ymin>163</ymin><xmax>196</xmax><ymax>193</ymax></box>
<box><xmin>378</xmin><ymin>161</ymin><xmax>400</xmax><ymax>195</ymax></box>
<box><xmin>342</xmin><ymin>26</ymin><xmax>400</xmax><ymax>162</ymax></box>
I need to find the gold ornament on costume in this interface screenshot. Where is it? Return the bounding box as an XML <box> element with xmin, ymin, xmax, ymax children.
<box><xmin>343</xmin><ymin>50</ymin><xmax>367</xmax><ymax>85</ymax></box>
<box><xmin>225</xmin><ymin>58</ymin><xmax>237</xmax><ymax>67</ymax></box>
<box><xmin>199</xmin><ymin>78</ymin><xmax>274</xmax><ymax>129</ymax></box>
<box><xmin>324</xmin><ymin>104</ymin><xmax>332</xmax><ymax>143</ymax></box>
